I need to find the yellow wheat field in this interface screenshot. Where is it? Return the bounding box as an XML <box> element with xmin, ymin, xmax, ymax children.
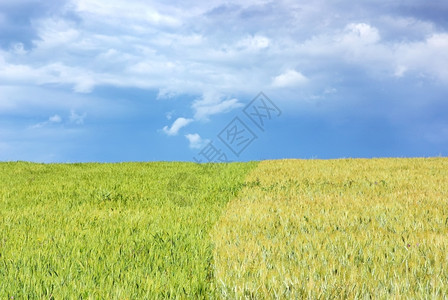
<box><xmin>211</xmin><ymin>158</ymin><xmax>448</xmax><ymax>298</ymax></box>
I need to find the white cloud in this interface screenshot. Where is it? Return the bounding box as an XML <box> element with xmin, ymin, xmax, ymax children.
<box><xmin>31</xmin><ymin>114</ymin><xmax>62</xmax><ymax>129</ymax></box>
<box><xmin>394</xmin><ymin>33</ymin><xmax>448</xmax><ymax>82</ymax></box>
<box><xmin>162</xmin><ymin>117</ymin><xmax>193</xmax><ymax>136</ymax></box>
<box><xmin>31</xmin><ymin>123</ymin><xmax>44</xmax><ymax>129</ymax></box>
<box><xmin>49</xmin><ymin>114</ymin><xmax>62</xmax><ymax>123</ymax></box>
<box><xmin>272</xmin><ymin>70</ymin><xmax>308</xmax><ymax>88</ymax></box>
<box><xmin>194</xmin><ymin>98</ymin><xmax>242</xmax><ymax>120</ymax></box>
<box><xmin>31</xmin><ymin>111</ymin><xmax>85</xmax><ymax>129</ymax></box>
<box><xmin>185</xmin><ymin>133</ymin><xmax>209</xmax><ymax>149</ymax></box>
<box><xmin>192</xmin><ymin>92</ymin><xmax>243</xmax><ymax>120</ymax></box>
<box><xmin>70</xmin><ymin>110</ymin><xmax>87</xmax><ymax>125</ymax></box>
<box><xmin>394</xmin><ymin>65</ymin><xmax>407</xmax><ymax>77</ymax></box>
<box><xmin>343</xmin><ymin>23</ymin><xmax>380</xmax><ymax>45</ymax></box>
<box><xmin>74</xmin><ymin>0</ymin><xmax>182</xmax><ymax>29</ymax></box>
<box><xmin>0</xmin><ymin>1</ymin><xmax>447</xmax><ymax>118</ymax></box>
<box><xmin>33</xmin><ymin>18</ymin><xmax>80</xmax><ymax>50</ymax></box>
<box><xmin>0</xmin><ymin>60</ymin><xmax>96</xmax><ymax>93</ymax></box>
<box><xmin>0</xmin><ymin>3</ymin><xmax>446</xmax><ymax>104</ymax></box>
<box><xmin>236</xmin><ymin>35</ymin><xmax>270</xmax><ymax>51</ymax></box>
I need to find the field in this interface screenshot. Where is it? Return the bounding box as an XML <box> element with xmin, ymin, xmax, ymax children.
<box><xmin>1</xmin><ymin>158</ymin><xmax>447</xmax><ymax>298</ymax></box>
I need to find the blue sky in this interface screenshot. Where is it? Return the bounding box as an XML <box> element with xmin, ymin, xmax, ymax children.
<box><xmin>0</xmin><ymin>0</ymin><xmax>447</xmax><ymax>162</ymax></box>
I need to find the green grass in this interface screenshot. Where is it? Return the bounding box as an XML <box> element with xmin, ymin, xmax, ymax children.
<box><xmin>0</xmin><ymin>161</ymin><xmax>256</xmax><ymax>298</ymax></box>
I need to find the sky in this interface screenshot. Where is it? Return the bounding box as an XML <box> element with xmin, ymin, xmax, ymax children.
<box><xmin>0</xmin><ymin>0</ymin><xmax>447</xmax><ymax>162</ymax></box>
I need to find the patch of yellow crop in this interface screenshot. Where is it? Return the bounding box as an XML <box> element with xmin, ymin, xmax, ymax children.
<box><xmin>211</xmin><ymin>158</ymin><xmax>448</xmax><ymax>298</ymax></box>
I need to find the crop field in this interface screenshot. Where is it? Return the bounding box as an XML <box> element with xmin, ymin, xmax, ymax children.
<box><xmin>1</xmin><ymin>158</ymin><xmax>448</xmax><ymax>298</ymax></box>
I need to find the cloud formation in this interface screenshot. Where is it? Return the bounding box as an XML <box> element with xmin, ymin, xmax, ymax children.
<box><xmin>192</xmin><ymin>92</ymin><xmax>243</xmax><ymax>121</ymax></box>
<box><xmin>185</xmin><ymin>133</ymin><xmax>209</xmax><ymax>149</ymax></box>
<box><xmin>70</xmin><ymin>110</ymin><xmax>86</xmax><ymax>125</ymax></box>
<box><xmin>31</xmin><ymin>114</ymin><xmax>62</xmax><ymax>128</ymax></box>
<box><xmin>162</xmin><ymin>117</ymin><xmax>193</xmax><ymax>136</ymax></box>
<box><xmin>1</xmin><ymin>1</ymin><xmax>447</xmax><ymax>102</ymax></box>
<box><xmin>272</xmin><ymin>70</ymin><xmax>308</xmax><ymax>88</ymax></box>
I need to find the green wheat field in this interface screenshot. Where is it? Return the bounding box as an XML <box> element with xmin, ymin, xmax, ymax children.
<box><xmin>1</xmin><ymin>158</ymin><xmax>447</xmax><ymax>298</ymax></box>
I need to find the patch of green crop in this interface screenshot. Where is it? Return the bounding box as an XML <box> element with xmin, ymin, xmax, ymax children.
<box><xmin>0</xmin><ymin>161</ymin><xmax>257</xmax><ymax>298</ymax></box>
